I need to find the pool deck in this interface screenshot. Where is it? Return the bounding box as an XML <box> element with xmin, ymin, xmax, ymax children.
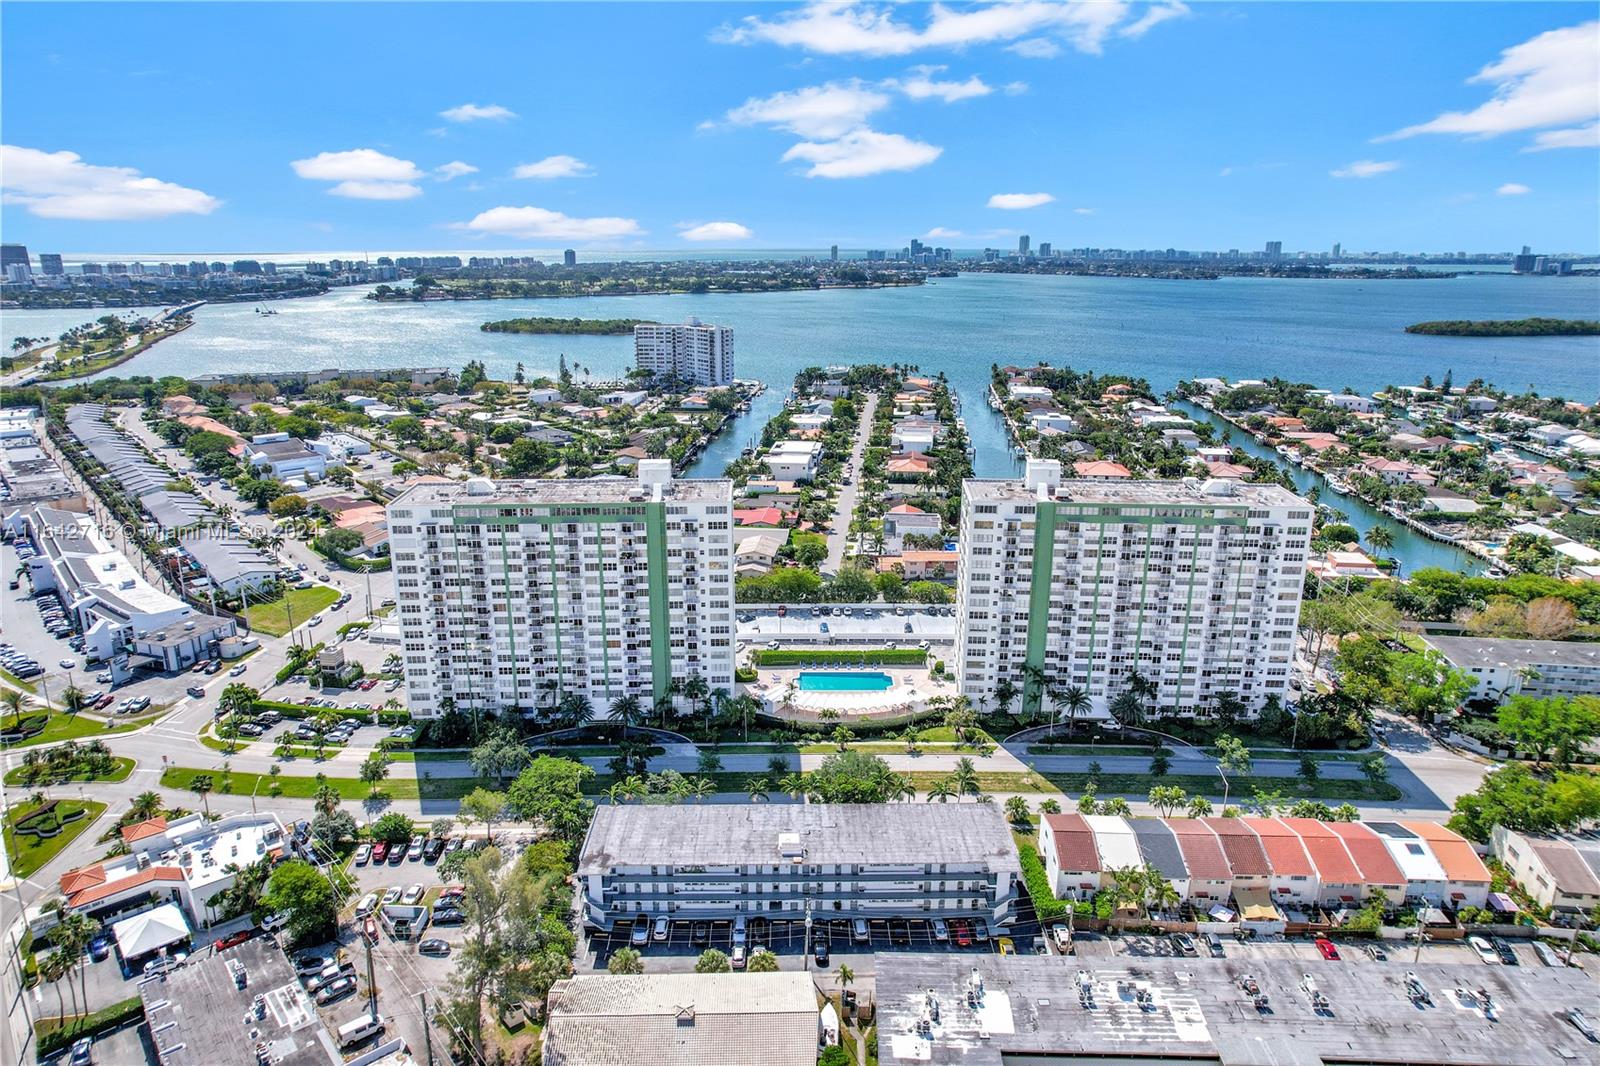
<box><xmin>747</xmin><ymin>664</ymin><xmax>957</xmax><ymax>723</ymax></box>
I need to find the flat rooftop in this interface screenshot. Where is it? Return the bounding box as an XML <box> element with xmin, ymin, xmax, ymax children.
<box><xmin>874</xmin><ymin>953</ymin><xmax>1600</xmax><ymax>1066</ymax></box>
<box><xmin>390</xmin><ymin>474</ymin><xmax>732</xmax><ymax>509</ymax></box>
<box><xmin>963</xmin><ymin>476</ymin><xmax>1308</xmax><ymax>509</ymax></box>
<box><xmin>1426</xmin><ymin>635</ymin><xmax>1600</xmax><ymax>671</ymax></box>
<box><xmin>579</xmin><ymin>803</ymin><xmax>1019</xmax><ymax>876</ymax></box>
<box><xmin>140</xmin><ymin>936</ymin><xmax>334</xmax><ymax>1066</ymax></box>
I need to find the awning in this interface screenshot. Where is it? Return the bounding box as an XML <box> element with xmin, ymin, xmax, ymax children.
<box><xmin>1233</xmin><ymin>886</ymin><xmax>1281</xmax><ymax>923</ymax></box>
<box><xmin>111</xmin><ymin>903</ymin><xmax>191</xmax><ymax>959</ymax></box>
<box><xmin>1207</xmin><ymin>904</ymin><xmax>1236</xmax><ymax>923</ymax></box>
<box><xmin>1488</xmin><ymin>892</ymin><xmax>1518</xmax><ymax>913</ymax></box>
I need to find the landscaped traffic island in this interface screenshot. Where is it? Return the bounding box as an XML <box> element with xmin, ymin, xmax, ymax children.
<box><xmin>3</xmin><ymin>798</ymin><xmax>106</xmax><ymax>878</ymax></box>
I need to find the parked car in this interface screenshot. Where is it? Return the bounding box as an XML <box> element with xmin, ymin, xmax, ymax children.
<box><xmin>731</xmin><ymin>944</ymin><xmax>746</xmax><ymax>969</ymax></box>
<box><xmin>229</xmin><ymin>664</ymin><xmax>247</xmax><ymax>677</ymax></box>
<box><xmin>1170</xmin><ymin>933</ymin><xmax>1199</xmax><ymax>957</ymax></box>
<box><xmin>406</xmin><ymin>839</ymin><xmax>424</xmax><ymax>862</ymax></box>
<box><xmin>932</xmin><ymin>918</ymin><xmax>950</xmax><ymax>942</ymax></box>
<box><xmin>1489</xmin><ymin>937</ymin><xmax>1518</xmax><ymax>965</ymax></box>
<box><xmin>998</xmin><ymin>937</ymin><xmax>1016</xmax><ymax>956</ymax></box>
<box><xmin>316</xmin><ymin>977</ymin><xmax>357</xmax><ymax>1005</ymax></box>
<box><xmin>1364</xmin><ymin>943</ymin><xmax>1386</xmax><ymax>961</ymax></box>
<box><xmin>423</xmin><ymin>837</ymin><xmax>446</xmax><ymax>862</ymax></box>
<box><xmin>401</xmin><ymin>884</ymin><xmax>425</xmax><ymax>906</ymax></box>
<box><xmin>952</xmin><ymin>920</ymin><xmax>972</xmax><ymax>947</ymax></box>
<box><xmin>1533</xmin><ymin>941</ymin><xmax>1563</xmax><ymax>967</ymax></box>
<box><xmin>1467</xmin><ymin>935</ymin><xmax>1498</xmax><ymax>964</ymax></box>
<box><xmin>186</xmin><ymin>686</ymin><xmax>206</xmax><ymax>698</ymax></box>
<box><xmin>381</xmin><ymin>887</ymin><xmax>401</xmax><ymax>907</ymax></box>
<box><xmin>213</xmin><ymin>930</ymin><xmax>252</xmax><ymax>952</ymax></box>
<box><xmin>653</xmin><ymin>917</ymin><xmax>670</xmax><ymax>942</ymax></box>
<box><xmin>852</xmin><ymin>918</ymin><xmax>869</xmax><ymax>943</ymax></box>
<box><xmin>418</xmin><ymin>939</ymin><xmax>450</xmax><ymax>957</ymax></box>
<box><xmin>812</xmin><ymin>939</ymin><xmax>829</xmax><ymax>966</ymax></box>
<box><xmin>88</xmin><ymin>935</ymin><xmax>111</xmax><ymax>962</ymax></box>
<box><xmin>295</xmin><ymin>953</ymin><xmax>331</xmax><ymax>977</ymax></box>
<box><xmin>387</xmin><ymin>841</ymin><xmax>407</xmax><ymax>865</ymax></box>
<box><xmin>430</xmin><ymin>908</ymin><xmax>464</xmax><ymax>926</ymax></box>
<box><xmin>370</xmin><ymin>841</ymin><xmax>390</xmax><ymax>863</ymax></box>
<box><xmin>1314</xmin><ymin>938</ymin><xmax>1340</xmax><ymax>961</ymax></box>
<box><xmin>630</xmin><ymin>922</ymin><xmax>650</xmax><ymax>947</ymax></box>
<box><xmin>69</xmin><ymin>1038</ymin><xmax>93</xmax><ymax>1066</ymax></box>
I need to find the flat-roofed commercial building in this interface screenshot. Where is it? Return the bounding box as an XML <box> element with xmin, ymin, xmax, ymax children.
<box><xmin>388</xmin><ymin>461</ymin><xmax>734</xmax><ymax>718</ymax></box>
<box><xmin>874</xmin><ymin>954</ymin><xmax>1600</xmax><ymax>1066</ymax></box>
<box><xmin>955</xmin><ymin>460</ymin><xmax>1312</xmax><ymax>718</ymax></box>
<box><xmin>576</xmin><ymin>804</ymin><xmax>1020</xmax><ymax>932</ymax></box>
<box><xmin>543</xmin><ymin>972</ymin><xmax>817</xmax><ymax>1066</ymax></box>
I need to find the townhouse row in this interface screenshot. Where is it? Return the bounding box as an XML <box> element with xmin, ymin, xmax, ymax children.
<box><xmin>1040</xmin><ymin>813</ymin><xmax>1490</xmax><ymax>911</ymax></box>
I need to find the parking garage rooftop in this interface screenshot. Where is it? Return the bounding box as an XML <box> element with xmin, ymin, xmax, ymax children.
<box><xmin>873</xmin><ymin>953</ymin><xmax>1600</xmax><ymax>1066</ymax></box>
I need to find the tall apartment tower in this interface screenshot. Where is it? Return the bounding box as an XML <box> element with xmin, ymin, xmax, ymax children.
<box><xmin>387</xmin><ymin>461</ymin><xmax>736</xmax><ymax>719</ymax></box>
<box><xmin>38</xmin><ymin>253</ymin><xmax>64</xmax><ymax>276</ymax></box>
<box><xmin>830</xmin><ymin>244</ymin><xmax>839</xmax><ymax>262</ymax></box>
<box><xmin>954</xmin><ymin>460</ymin><xmax>1313</xmax><ymax>719</ymax></box>
<box><xmin>633</xmin><ymin>318</ymin><xmax>734</xmax><ymax>386</ymax></box>
<box><xmin>563</xmin><ymin>249</ymin><xmax>577</xmax><ymax>267</ymax></box>
<box><xmin>1018</xmin><ymin>235</ymin><xmax>1031</xmax><ymax>256</ymax></box>
<box><xmin>1331</xmin><ymin>243</ymin><xmax>1341</xmax><ymax>259</ymax></box>
<box><xmin>0</xmin><ymin>245</ymin><xmax>30</xmax><ymax>274</ymax></box>
<box><xmin>1264</xmin><ymin>241</ymin><xmax>1283</xmax><ymax>260</ymax></box>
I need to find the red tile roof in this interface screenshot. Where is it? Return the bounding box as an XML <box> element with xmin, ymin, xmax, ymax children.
<box><xmin>120</xmin><ymin>816</ymin><xmax>168</xmax><ymax>844</ymax></box>
<box><xmin>1279</xmin><ymin>819</ymin><xmax>1363</xmax><ymax>884</ymax></box>
<box><xmin>886</xmin><ymin>504</ymin><xmax>927</xmax><ymax>514</ymax></box>
<box><xmin>1203</xmin><ymin>818</ymin><xmax>1271</xmax><ymax>876</ymax></box>
<box><xmin>1399</xmin><ymin>822</ymin><xmax>1491</xmax><ymax>886</ymax></box>
<box><xmin>1241</xmin><ymin>818</ymin><xmax>1315</xmax><ymax>877</ymax></box>
<box><xmin>59</xmin><ymin>864</ymin><xmax>106</xmax><ymax>896</ymax></box>
<box><xmin>731</xmin><ymin>507</ymin><xmax>788</xmax><ymax>527</ymax></box>
<box><xmin>1326</xmin><ymin>822</ymin><xmax>1405</xmax><ymax>884</ymax></box>
<box><xmin>66</xmin><ymin>867</ymin><xmax>185</xmax><ymax>909</ymax></box>
<box><xmin>1166</xmin><ymin>820</ymin><xmax>1232</xmax><ymax>880</ymax></box>
<box><xmin>1072</xmin><ymin>461</ymin><xmax>1132</xmax><ymax>478</ymax></box>
<box><xmin>1041</xmin><ymin>814</ymin><xmax>1100</xmax><ymax>873</ymax></box>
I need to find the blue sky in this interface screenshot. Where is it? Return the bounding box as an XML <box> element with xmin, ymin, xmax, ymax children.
<box><xmin>2</xmin><ymin>2</ymin><xmax>1596</xmax><ymax>254</ymax></box>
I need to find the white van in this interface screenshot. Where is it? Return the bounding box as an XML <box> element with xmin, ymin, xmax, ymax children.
<box><xmin>336</xmin><ymin>1012</ymin><xmax>383</xmax><ymax>1048</ymax></box>
<box><xmin>732</xmin><ymin>915</ymin><xmax>747</xmax><ymax>949</ymax></box>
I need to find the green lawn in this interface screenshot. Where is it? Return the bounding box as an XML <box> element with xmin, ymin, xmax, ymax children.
<box><xmin>160</xmin><ymin>765</ymin><xmax>476</xmax><ymax>803</ymax></box>
<box><xmin>1</xmin><ymin>670</ymin><xmax>38</xmax><ymax>693</ymax></box>
<box><xmin>905</xmin><ymin>769</ymin><xmax>1401</xmax><ymax>803</ymax></box>
<box><xmin>3</xmin><ymin>757</ymin><xmax>134</xmax><ymax>787</ymax></box>
<box><xmin>242</xmin><ymin>586</ymin><xmax>340</xmax><ymax>637</ymax></box>
<box><xmin>3</xmin><ymin>799</ymin><xmax>107</xmax><ymax>879</ymax></box>
<box><xmin>2</xmin><ymin>710</ymin><xmax>156</xmax><ymax>749</ymax></box>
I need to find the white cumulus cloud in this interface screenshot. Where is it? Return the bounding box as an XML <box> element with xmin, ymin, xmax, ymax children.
<box><xmin>434</xmin><ymin>161</ymin><xmax>478</xmax><ymax>181</ymax></box>
<box><xmin>782</xmin><ymin>129</ymin><xmax>942</xmax><ymax>178</ymax></box>
<box><xmin>1380</xmin><ymin>21</ymin><xmax>1599</xmax><ymax>149</ymax></box>
<box><xmin>988</xmin><ymin>192</ymin><xmax>1056</xmax><ymax>209</ymax></box>
<box><xmin>512</xmin><ymin>155</ymin><xmax>594</xmax><ymax>179</ymax></box>
<box><xmin>458</xmin><ymin>205</ymin><xmax>643</xmax><ymax>240</ymax></box>
<box><xmin>1120</xmin><ymin>1</ymin><xmax>1189</xmax><ymax>40</ymax></box>
<box><xmin>1496</xmin><ymin>182</ymin><xmax>1532</xmax><ymax>195</ymax></box>
<box><xmin>924</xmin><ymin>227</ymin><xmax>964</xmax><ymax>238</ymax></box>
<box><xmin>896</xmin><ymin>65</ymin><xmax>993</xmax><ymax>102</ymax></box>
<box><xmin>722</xmin><ymin>82</ymin><xmax>893</xmax><ymax>139</ymax></box>
<box><xmin>440</xmin><ymin>103</ymin><xmax>518</xmax><ymax>123</ymax></box>
<box><xmin>679</xmin><ymin>221</ymin><xmax>754</xmax><ymax>241</ymax></box>
<box><xmin>716</xmin><ymin>1</ymin><xmax>1177</xmax><ymax>58</ymax></box>
<box><xmin>291</xmin><ymin>148</ymin><xmax>425</xmax><ymax>199</ymax></box>
<box><xmin>0</xmin><ymin>145</ymin><xmax>220</xmax><ymax>220</ymax></box>
<box><xmin>1527</xmin><ymin>121</ymin><xmax>1600</xmax><ymax>151</ymax></box>
<box><xmin>1330</xmin><ymin>159</ymin><xmax>1400</xmax><ymax>178</ymax></box>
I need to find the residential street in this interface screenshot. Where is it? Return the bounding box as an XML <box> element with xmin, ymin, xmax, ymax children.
<box><xmin>824</xmin><ymin>391</ymin><xmax>877</xmax><ymax>575</ymax></box>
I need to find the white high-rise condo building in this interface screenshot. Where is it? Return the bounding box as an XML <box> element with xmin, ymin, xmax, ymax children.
<box><xmin>955</xmin><ymin>460</ymin><xmax>1313</xmax><ymax>719</ymax></box>
<box><xmin>634</xmin><ymin>318</ymin><xmax>734</xmax><ymax>387</ymax></box>
<box><xmin>387</xmin><ymin>461</ymin><xmax>735</xmax><ymax>719</ymax></box>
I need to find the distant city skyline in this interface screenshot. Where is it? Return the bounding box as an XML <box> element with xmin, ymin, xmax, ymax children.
<box><xmin>2</xmin><ymin>3</ymin><xmax>1596</xmax><ymax>252</ymax></box>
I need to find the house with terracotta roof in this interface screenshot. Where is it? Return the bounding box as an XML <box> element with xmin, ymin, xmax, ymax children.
<box><xmin>876</xmin><ymin>550</ymin><xmax>959</xmax><ymax>580</ymax></box>
<box><xmin>56</xmin><ymin>812</ymin><xmax>286</xmax><ymax>928</ymax></box>
<box><xmin>1325</xmin><ymin>823</ymin><xmax>1407</xmax><ymax>904</ymax></box>
<box><xmin>1402</xmin><ymin>821</ymin><xmax>1491</xmax><ymax>908</ymax></box>
<box><xmin>886</xmin><ymin>454</ymin><xmax>932</xmax><ymax>480</ymax></box>
<box><xmin>1038</xmin><ymin>814</ymin><xmax>1103</xmax><ymax>900</ymax></box>
<box><xmin>731</xmin><ymin>506</ymin><xmax>790</xmax><ymax>528</ymax></box>
<box><xmin>1243</xmin><ymin>818</ymin><xmax>1320</xmax><ymax>906</ymax></box>
<box><xmin>1166</xmin><ymin>820</ymin><xmax>1234</xmax><ymax>902</ymax></box>
<box><xmin>1279</xmin><ymin>819</ymin><xmax>1366</xmax><ymax>906</ymax></box>
<box><xmin>1071</xmin><ymin>460</ymin><xmax>1132</xmax><ymax>479</ymax></box>
<box><xmin>1205</xmin><ymin>818</ymin><xmax>1272</xmax><ymax>896</ymax></box>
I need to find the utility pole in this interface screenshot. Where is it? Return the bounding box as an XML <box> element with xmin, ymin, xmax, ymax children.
<box><xmin>363</xmin><ymin>932</ymin><xmax>378</xmax><ymax>1019</ymax></box>
<box><xmin>419</xmin><ymin>990</ymin><xmax>436</xmax><ymax>1066</ymax></box>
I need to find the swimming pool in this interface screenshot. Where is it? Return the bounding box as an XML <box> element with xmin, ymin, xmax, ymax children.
<box><xmin>796</xmin><ymin>671</ymin><xmax>895</xmax><ymax>692</ymax></box>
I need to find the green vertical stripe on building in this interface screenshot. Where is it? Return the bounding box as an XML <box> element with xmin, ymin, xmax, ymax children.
<box><xmin>1083</xmin><ymin>524</ymin><xmax>1108</xmax><ymax>691</ymax></box>
<box><xmin>1171</xmin><ymin>533</ymin><xmax>1203</xmax><ymax>715</ymax></box>
<box><xmin>1131</xmin><ymin>524</ymin><xmax>1153</xmax><ymax>673</ymax></box>
<box><xmin>645</xmin><ymin>500</ymin><xmax>672</xmax><ymax>705</ymax></box>
<box><xmin>1023</xmin><ymin>501</ymin><xmax>1056</xmax><ymax>717</ymax></box>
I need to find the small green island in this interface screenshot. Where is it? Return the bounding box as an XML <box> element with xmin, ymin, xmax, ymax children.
<box><xmin>480</xmin><ymin>317</ymin><xmax>657</xmax><ymax>335</ymax></box>
<box><xmin>1404</xmin><ymin>317</ymin><xmax>1600</xmax><ymax>337</ymax></box>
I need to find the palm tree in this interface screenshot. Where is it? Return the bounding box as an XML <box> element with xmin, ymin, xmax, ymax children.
<box><xmin>39</xmin><ymin>950</ymin><xmax>70</xmax><ymax>1024</ymax></box>
<box><xmin>604</xmin><ymin>782</ymin><xmax>630</xmax><ymax>806</ymax></box>
<box><xmin>952</xmin><ymin>757</ymin><xmax>979</xmax><ymax>799</ymax></box>
<box><xmin>312</xmin><ymin>783</ymin><xmax>341</xmax><ymax>817</ymax></box>
<box><xmin>688</xmin><ymin>777</ymin><xmax>716</xmax><ymax>803</ymax></box>
<box><xmin>56</xmin><ymin>912</ymin><xmax>98</xmax><ymax>1014</ymax></box>
<box><xmin>1109</xmin><ymin>691</ymin><xmax>1145</xmax><ymax>729</ymax></box>
<box><xmin>1055</xmin><ymin>685</ymin><xmax>1089</xmax><ymax>739</ymax></box>
<box><xmin>190</xmin><ymin>774</ymin><xmax>214</xmax><ymax>816</ymax></box>
<box><xmin>746</xmin><ymin>777</ymin><xmax>770</xmax><ymax>803</ymax></box>
<box><xmin>609</xmin><ymin>694</ymin><xmax>641</xmax><ymax>740</ymax></box>
<box><xmin>1</xmin><ymin>688</ymin><xmax>29</xmax><ymax>727</ymax></box>
<box><xmin>1364</xmin><ymin>525</ymin><xmax>1394</xmax><ymax>558</ymax></box>
<box><xmin>925</xmin><ymin>777</ymin><xmax>957</xmax><ymax>803</ymax></box>
<box><xmin>60</xmin><ymin>685</ymin><xmax>87</xmax><ymax>715</ymax></box>
<box><xmin>778</xmin><ymin>772</ymin><xmax>807</xmax><ymax>799</ymax></box>
<box><xmin>835</xmin><ymin>963</ymin><xmax>855</xmax><ymax>995</ymax></box>
<box><xmin>1004</xmin><ymin>795</ymin><xmax>1031</xmax><ymax>825</ymax></box>
<box><xmin>129</xmin><ymin>791</ymin><xmax>162</xmax><ymax>821</ymax></box>
<box><xmin>607</xmin><ymin>948</ymin><xmax>644</xmax><ymax>975</ymax></box>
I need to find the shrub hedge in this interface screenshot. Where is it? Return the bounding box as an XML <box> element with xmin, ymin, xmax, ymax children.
<box><xmin>35</xmin><ymin>996</ymin><xmax>143</xmax><ymax>1057</ymax></box>
<box><xmin>752</xmin><ymin>648</ymin><xmax>927</xmax><ymax>667</ymax></box>
<box><xmin>1018</xmin><ymin>842</ymin><xmax>1067</xmax><ymax>922</ymax></box>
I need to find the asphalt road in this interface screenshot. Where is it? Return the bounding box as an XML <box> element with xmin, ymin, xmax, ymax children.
<box><xmin>824</xmin><ymin>392</ymin><xmax>877</xmax><ymax>576</ymax></box>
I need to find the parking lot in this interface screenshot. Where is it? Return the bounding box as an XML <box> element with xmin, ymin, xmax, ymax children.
<box><xmin>737</xmin><ymin>604</ymin><xmax>958</xmax><ymax>647</ymax></box>
<box><xmin>1067</xmin><ymin>930</ymin><xmax>1550</xmax><ymax>969</ymax></box>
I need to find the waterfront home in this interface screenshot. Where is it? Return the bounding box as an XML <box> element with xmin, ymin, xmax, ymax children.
<box><xmin>1197</xmin><ymin>446</ymin><xmax>1232</xmax><ymax>463</ymax></box>
<box><xmin>1009</xmin><ymin>383</ymin><xmax>1054</xmax><ymax>403</ymax></box>
<box><xmin>790</xmin><ymin>411</ymin><xmax>831</xmax><ymax>433</ymax></box>
<box><xmin>1284</xmin><ymin>432</ymin><xmax>1344</xmax><ymax>454</ymax></box>
<box><xmin>1419</xmin><ymin>488</ymin><xmax>1480</xmax><ymax>515</ymax></box>
<box><xmin>1361</xmin><ymin>456</ymin><xmax>1435</xmax><ymax>486</ymax></box>
<box><xmin>598</xmin><ymin>388</ymin><xmax>648</xmax><ymax>408</ymax></box>
<box><xmin>1029</xmin><ymin>410</ymin><xmax>1078</xmax><ymax>434</ymax></box>
<box><xmin>1162</xmin><ymin>428</ymin><xmax>1201</xmax><ymax>451</ymax></box>
<box><xmin>1530</xmin><ymin>423</ymin><xmax>1578</xmax><ymax>447</ymax></box>
<box><xmin>886</xmin><ymin>454</ymin><xmax>933</xmax><ymax>480</ymax></box>
<box><xmin>882</xmin><ymin>503</ymin><xmax>942</xmax><ymax>551</ymax></box>
<box><xmin>1202</xmin><ymin>460</ymin><xmax>1254</xmax><ymax>480</ymax></box>
<box><xmin>764</xmin><ymin>439</ymin><xmax>823</xmax><ymax>481</ymax></box>
<box><xmin>526</xmin><ymin>387</ymin><xmax>563</xmax><ymax>404</ymax></box>
<box><xmin>890</xmin><ymin>425</ymin><xmax>937</xmax><ymax>454</ymax></box>
<box><xmin>1464</xmin><ymin>395</ymin><xmax>1498</xmax><ymax>412</ymax></box>
<box><xmin>1325</xmin><ymin>394</ymin><xmax>1378</xmax><ymax>413</ymax></box>
<box><xmin>1308</xmin><ymin>548</ymin><xmax>1388</xmax><ymax>582</ymax></box>
<box><xmin>1266</xmin><ymin>416</ymin><xmax>1306</xmax><ymax>431</ymax></box>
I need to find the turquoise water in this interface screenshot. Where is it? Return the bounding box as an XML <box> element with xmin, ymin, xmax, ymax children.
<box><xmin>797</xmin><ymin>671</ymin><xmax>895</xmax><ymax>692</ymax></box>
